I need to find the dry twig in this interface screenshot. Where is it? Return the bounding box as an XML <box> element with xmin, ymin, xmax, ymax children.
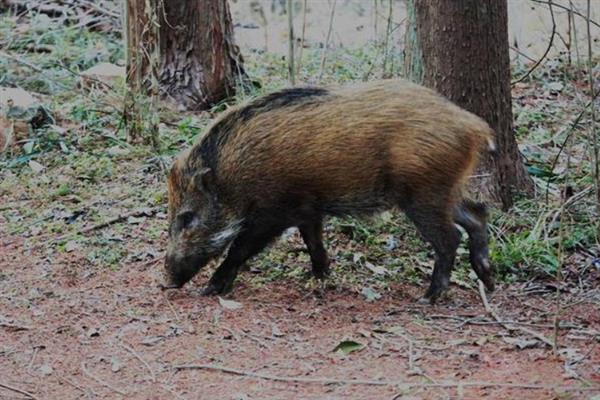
<box><xmin>545</xmin><ymin>90</ymin><xmax>600</xmax><ymax>203</ymax></box>
<box><xmin>318</xmin><ymin>0</ymin><xmax>337</xmax><ymax>81</ymax></box>
<box><xmin>57</xmin><ymin>374</ymin><xmax>94</xmax><ymax>396</ymax></box>
<box><xmin>0</xmin><ymin>320</ymin><xmax>31</xmax><ymax>331</ymax></box>
<box><xmin>52</xmin><ymin>206</ymin><xmax>160</xmax><ymax>243</ymax></box>
<box><xmin>120</xmin><ymin>342</ymin><xmax>156</xmax><ymax>382</ymax></box>
<box><xmin>512</xmin><ymin>0</ymin><xmax>556</xmax><ymax>85</ymax></box>
<box><xmin>163</xmin><ymin>292</ymin><xmax>181</xmax><ymax>323</ymax></box>
<box><xmin>0</xmin><ymin>382</ymin><xmax>40</xmax><ymax>400</ymax></box>
<box><xmin>81</xmin><ymin>362</ymin><xmax>128</xmax><ymax>396</ymax></box>
<box><xmin>174</xmin><ymin>363</ymin><xmax>599</xmax><ymax>391</ymax></box>
<box><xmin>161</xmin><ymin>384</ymin><xmax>187</xmax><ymax>400</ymax></box>
<box><xmin>478</xmin><ymin>281</ymin><xmax>554</xmax><ymax>347</ymax></box>
<box><xmin>26</xmin><ymin>346</ymin><xmax>40</xmax><ymax>372</ymax></box>
<box><xmin>529</xmin><ymin>0</ymin><xmax>600</xmax><ymax>28</ymax></box>
<box><xmin>428</xmin><ymin>314</ymin><xmax>581</xmax><ymax>330</ymax></box>
<box><xmin>0</xmin><ymin>50</ymin><xmax>44</xmax><ymax>73</ymax></box>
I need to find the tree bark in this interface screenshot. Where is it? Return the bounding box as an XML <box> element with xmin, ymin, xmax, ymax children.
<box><xmin>125</xmin><ymin>0</ymin><xmax>248</xmax><ymax>117</ymax></box>
<box><xmin>125</xmin><ymin>0</ymin><xmax>160</xmax><ymax>145</ymax></box>
<box><xmin>403</xmin><ymin>0</ymin><xmax>423</xmax><ymax>83</ymax></box>
<box><xmin>413</xmin><ymin>0</ymin><xmax>533</xmax><ymax>209</ymax></box>
<box><xmin>158</xmin><ymin>0</ymin><xmax>248</xmax><ymax>111</ymax></box>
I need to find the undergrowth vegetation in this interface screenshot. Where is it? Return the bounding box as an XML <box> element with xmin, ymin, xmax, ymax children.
<box><xmin>0</xmin><ymin>4</ymin><xmax>598</xmax><ymax>298</ymax></box>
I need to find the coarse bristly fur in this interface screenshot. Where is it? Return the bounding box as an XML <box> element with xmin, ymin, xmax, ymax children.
<box><xmin>164</xmin><ymin>79</ymin><xmax>496</xmax><ymax>303</ymax></box>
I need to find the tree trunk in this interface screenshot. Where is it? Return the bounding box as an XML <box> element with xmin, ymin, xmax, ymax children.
<box><xmin>125</xmin><ymin>0</ymin><xmax>249</xmax><ymax>140</ymax></box>
<box><xmin>413</xmin><ymin>0</ymin><xmax>533</xmax><ymax>209</ymax></box>
<box><xmin>125</xmin><ymin>0</ymin><xmax>160</xmax><ymax>145</ymax></box>
<box><xmin>403</xmin><ymin>0</ymin><xmax>423</xmax><ymax>83</ymax></box>
<box><xmin>158</xmin><ymin>0</ymin><xmax>248</xmax><ymax>111</ymax></box>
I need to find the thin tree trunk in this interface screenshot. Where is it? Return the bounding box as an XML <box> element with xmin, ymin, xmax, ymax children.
<box><xmin>296</xmin><ymin>0</ymin><xmax>307</xmax><ymax>76</ymax></box>
<box><xmin>413</xmin><ymin>0</ymin><xmax>533</xmax><ymax>209</ymax></box>
<box><xmin>403</xmin><ymin>0</ymin><xmax>423</xmax><ymax>83</ymax></box>
<box><xmin>125</xmin><ymin>0</ymin><xmax>160</xmax><ymax>145</ymax></box>
<box><xmin>287</xmin><ymin>0</ymin><xmax>295</xmax><ymax>85</ymax></box>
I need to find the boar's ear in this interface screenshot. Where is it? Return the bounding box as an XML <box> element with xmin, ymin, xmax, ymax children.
<box><xmin>194</xmin><ymin>167</ymin><xmax>215</xmax><ymax>193</ymax></box>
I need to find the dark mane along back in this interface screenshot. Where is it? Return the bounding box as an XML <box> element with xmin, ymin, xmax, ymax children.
<box><xmin>189</xmin><ymin>87</ymin><xmax>330</xmax><ymax>172</ymax></box>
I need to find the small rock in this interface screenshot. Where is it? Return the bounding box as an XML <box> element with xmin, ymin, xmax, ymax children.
<box><xmin>111</xmin><ymin>356</ymin><xmax>121</xmax><ymax>372</ymax></box>
<box><xmin>39</xmin><ymin>364</ymin><xmax>53</xmax><ymax>376</ymax></box>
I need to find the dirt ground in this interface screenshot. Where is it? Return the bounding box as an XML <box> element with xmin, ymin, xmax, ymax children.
<box><xmin>1</xmin><ymin>234</ymin><xmax>599</xmax><ymax>400</ymax></box>
<box><xmin>1</xmin><ymin>1</ymin><xmax>599</xmax><ymax>399</ymax></box>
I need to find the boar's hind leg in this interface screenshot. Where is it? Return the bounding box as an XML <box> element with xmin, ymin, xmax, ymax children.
<box><xmin>299</xmin><ymin>220</ymin><xmax>330</xmax><ymax>279</ymax></box>
<box><xmin>453</xmin><ymin>200</ymin><xmax>495</xmax><ymax>292</ymax></box>
<box><xmin>201</xmin><ymin>223</ymin><xmax>285</xmax><ymax>296</ymax></box>
<box><xmin>406</xmin><ymin>204</ymin><xmax>460</xmax><ymax>304</ymax></box>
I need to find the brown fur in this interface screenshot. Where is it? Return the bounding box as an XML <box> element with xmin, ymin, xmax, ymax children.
<box><xmin>185</xmin><ymin>81</ymin><xmax>491</xmax><ymax>214</ymax></box>
<box><xmin>164</xmin><ymin>79</ymin><xmax>495</xmax><ymax>302</ymax></box>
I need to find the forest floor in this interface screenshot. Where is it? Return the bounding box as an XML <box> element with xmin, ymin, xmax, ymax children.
<box><xmin>1</xmin><ymin>1</ymin><xmax>600</xmax><ymax>399</ymax></box>
<box><xmin>1</xmin><ymin>233</ymin><xmax>600</xmax><ymax>400</ymax></box>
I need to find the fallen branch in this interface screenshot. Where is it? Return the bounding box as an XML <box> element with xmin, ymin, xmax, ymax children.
<box><xmin>174</xmin><ymin>363</ymin><xmax>599</xmax><ymax>391</ymax></box>
<box><xmin>160</xmin><ymin>385</ymin><xmax>187</xmax><ymax>400</ymax></box>
<box><xmin>57</xmin><ymin>61</ymin><xmax>116</xmax><ymax>92</ymax></box>
<box><xmin>26</xmin><ymin>346</ymin><xmax>41</xmax><ymax>372</ymax></box>
<box><xmin>52</xmin><ymin>206</ymin><xmax>160</xmax><ymax>243</ymax></box>
<box><xmin>428</xmin><ymin>314</ymin><xmax>581</xmax><ymax>330</ymax></box>
<box><xmin>478</xmin><ymin>281</ymin><xmax>554</xmax><ymax>347</ymax></box>
<box><xmin>0</xmin><ymin>321</ymin><xmax>31</xmax><ymax>331</ymax></box>
<box><xmin>56</xmin><ymin>374</ymin><xmax>97</xmax><ymax>397</ymax></box>
<box><xmin>0</xmin><ymin>382</ymin><xmax>39</xmax><ymax>400</ymax></box>
<box><xmin>81</xmin><ymin>207</ymin><xmax>159</xmax><ymax>234</ymax></box>
<box><xmin>163</xmin><ymin>292</ymin><xmax>181</xmax><ymax>323</ymax></box>
<box><xmin>81</xmin><ymin>362</ymin><xmax>127</xmax><ymax>396</ymax></box>
<box><xmin>0</xmin><ymin>50</ymin><xmax>71</xmax><ymax>90</ymax></box>
<box><xmin>0</xmin><ymin>50</ymin><xmax>44</xmax><ymax>73</ymax></box>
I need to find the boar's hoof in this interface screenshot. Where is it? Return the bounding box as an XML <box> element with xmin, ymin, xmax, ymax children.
<box><xmin>480</xmin><ymin>276</ymin><xmax>495</xmax><ymax>292</ymax></box>
<box><xmin>200</xmin><ymin>281</ymin><xmax>232</xmax><ymax>296</ymax></box>
<box><xmin>471</xmin><ymin>256</ymin><xmax>495</xmax><ymax>292</ymax></box>
<box><xmin>311</xmin><ymin>266</ymin><xmax>330</xmax><ymax>280</ymax></box>
<box><xmin>421</xmin><ymin>284</ymin><xmax>449</xmax><ymax>305</ymax></box>
<box><xmin>200</xmin><ymin>284</ymin><xmax>221</xmax><ymax>296</ymax></box>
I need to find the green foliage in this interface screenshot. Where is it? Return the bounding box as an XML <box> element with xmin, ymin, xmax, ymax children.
<box><xmin>86</xmin><ymin>244</ymin><xmax>127</xmax><ymax>269</ymax></box>
<box><xmin>489</xmin><ymin>201</ymin><xmax>598</xmax><ymax>280</ymax></box>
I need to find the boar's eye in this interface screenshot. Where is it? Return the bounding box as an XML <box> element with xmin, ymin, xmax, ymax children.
<box><xmin>177</xmin><ymin>211</ymin><xmax>198</xmax><ymax>230</ymax></box>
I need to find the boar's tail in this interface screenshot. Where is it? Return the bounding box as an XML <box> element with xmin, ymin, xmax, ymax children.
<box><xmin>486</xmin><ymin>136</ymin><xmax>498</xmax><ymax>155</ymax></box>
<box><xmin>478</xmin><ymin>122</ymin><xmax>497</xmax><ymax>156</ymax></box>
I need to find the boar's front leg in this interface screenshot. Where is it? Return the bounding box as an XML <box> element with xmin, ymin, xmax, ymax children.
<box><xmin>298</xmin><ymin>220</ymin><xmax>330</xmax><ymax>279</ymax></box>
<box><xmin>201</xmin><ymin>222</ymin><xmax>286</xmax><ymax>296</ymax></box>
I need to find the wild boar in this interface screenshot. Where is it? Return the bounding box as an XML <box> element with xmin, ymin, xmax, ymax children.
<box><xmin>162</xmin><ymin>79</ymin><xmax>496</xmax><ymax>303</ymax></box>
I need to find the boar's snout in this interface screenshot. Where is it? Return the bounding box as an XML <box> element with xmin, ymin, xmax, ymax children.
<box><xmin>163</xmin><ymin>251</ymin><xmax>208</xmax><ymax>289</ymax></box>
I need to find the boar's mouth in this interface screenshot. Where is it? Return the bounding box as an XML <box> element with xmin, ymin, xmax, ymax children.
<box><xmin>163</xmin><ymin>253</ymin><xmax>209</xmax><ymax>289</ymax></box>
